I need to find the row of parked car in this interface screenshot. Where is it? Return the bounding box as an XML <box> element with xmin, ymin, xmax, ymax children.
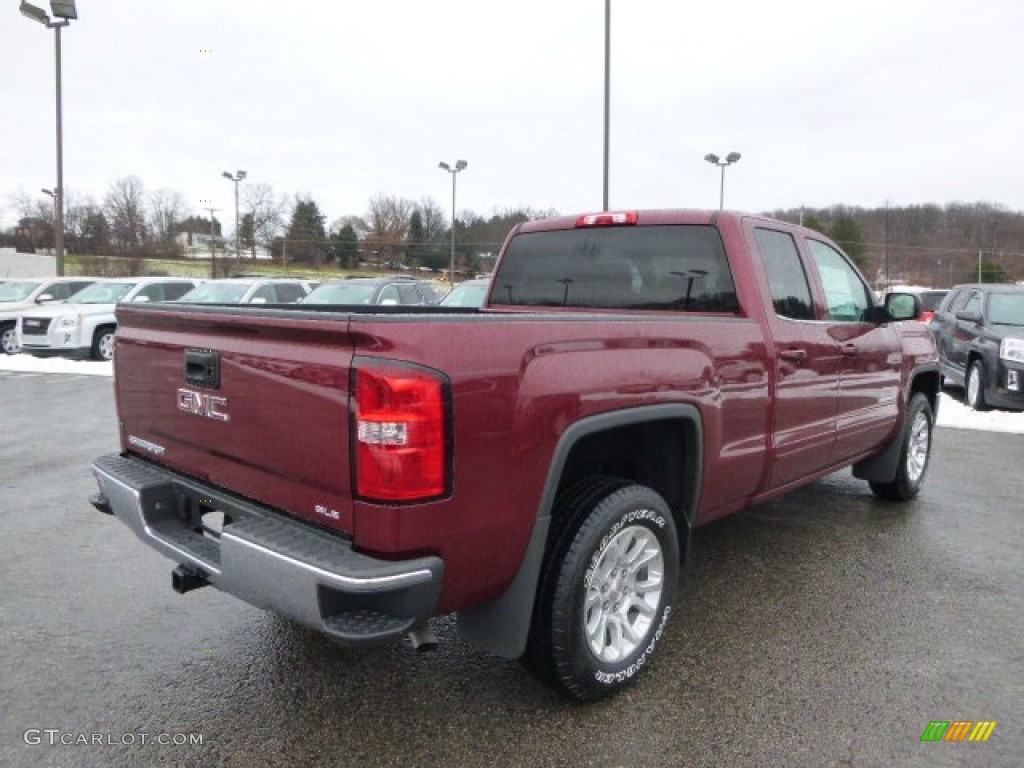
<box><xmin>0</xmin><ymin>274</ymin><xmax>493</xmax><ymax>361</ymax></box>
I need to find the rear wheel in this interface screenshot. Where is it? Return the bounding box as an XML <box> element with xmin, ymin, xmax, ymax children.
<box><xmin>870</xmin><ymin>393</ymin><xmax>933</xmax><ymax>501</ymax></box>
<box><xmin>1</xmin><ymin>323</ymin><xmax>19</xmax><ymax>355</ymax></box>
<box><xmin>525</xmin><ymin>479</ymin><xmax>679</xmax><ymax>701</ymax></box>
<box><xmin>965</xmin><ymin>360</ymin><xmax>989</xmax><ymax>411</ymax></box>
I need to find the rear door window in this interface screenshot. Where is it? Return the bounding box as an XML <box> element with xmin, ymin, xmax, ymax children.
<box><xmin>753</xmin><ymin>228</ymin><xmax>815</xmax><ymax>320</ymax></box>
<box><xmin>490</xmin><ymin>225</ymin><xmax>738</xmax><ymax>312</ymax></box>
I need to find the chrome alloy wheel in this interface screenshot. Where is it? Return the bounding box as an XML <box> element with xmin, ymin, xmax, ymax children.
<box><xmin>583</xmin><ymin>524</ymin><xmax>665</xmax><ymax>663</ymax></box>
<box><xmin>906</xmin><ymin>408</ymin><xmax>931</xmax><ymax>484</ymax></box>
<box><xmin>98</xmin><ymin>332</ymin><xmax>115</xmax><ymax>361</ymax></box>
<box><xmin>966</xmin><ymin>364</ymin><xmax>981</xmax><ymax>408</ymax></box>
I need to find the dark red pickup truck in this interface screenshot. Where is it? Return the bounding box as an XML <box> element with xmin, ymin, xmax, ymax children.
<box><xmin>91</xmin><ymin>210</ymin><xmax>939</xmax><ymax>700</ymax></box>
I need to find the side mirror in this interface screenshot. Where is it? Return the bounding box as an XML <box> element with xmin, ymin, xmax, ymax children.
<box><xmin>132</xmin><ymin>295</ymin><xmax>151</xmax><ymax>303</ymax></box>
<box><xmin>379</xmin><ymin>298</ymin><xmax>399</xmax><ymax>306</ymax></box>
<box><xmin>36</xmin><ymin>293</ymin><xmax>56</xmax><ymax>303</ymax></box>
<box><xmin>249</xmin><ymin>296</ymin><xmax>268</xmax><ymax>304</ymax></box>
<box><xmin>883</xmin><ymin>292</ymin><xmax>921</xmax><ymax>322</ymax></box>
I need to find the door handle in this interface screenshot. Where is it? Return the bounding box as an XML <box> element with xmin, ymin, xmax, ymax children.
<box><xmin>779</xmin><ymin>348</ymin><xmax>807</xmax><ymax>364</ymax></box>
<box><xmin>840</xmin><ymin>343</ymin><xmax>858</xmax><ymax>357</ymax></box>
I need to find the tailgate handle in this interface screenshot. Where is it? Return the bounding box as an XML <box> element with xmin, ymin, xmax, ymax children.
<box><xmin>185</xmin><ymin>350</ymin><xmax>221</xmax><ymax>389</ymax></box>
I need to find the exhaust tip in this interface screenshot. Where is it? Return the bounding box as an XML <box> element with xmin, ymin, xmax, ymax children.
<box><xmin>172</xmin><ymin>564</ymin><xmax>209</xmax><ymax>594</ymax></box>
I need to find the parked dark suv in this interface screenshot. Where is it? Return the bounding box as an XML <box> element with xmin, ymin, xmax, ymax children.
<box><xmin>930</xmin><ymin>283</ymin><xmax>1024</xmax><ymax>410</ymax></box>
<box><xmin>301</xmin><ymin>276</ymin><xmax>443</xmax><ymax>306</ymax></box>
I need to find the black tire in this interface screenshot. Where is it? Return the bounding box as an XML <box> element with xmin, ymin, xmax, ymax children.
<box><xmin>1</xmin><ymin>323</ymin><xmax>19</xmax><ymax>355</ymax></box>
<box><xmin>870</xmin><ymin>393</ymin><xmax>934</xmax><ymax>501</ymax></box>
<box><xmin>91</xmin><ymin>327</ymin><xmax>116</xmax><ymax>361</ymax></box>
<box><xmin>525</xmin><ymin>478</ymin><xmax>679</xmax><ymax>701</ymax></box>
<box><xmin>965</xmin><ymin>360</ymin><xmax>989</xmax><ymax>411</ymax></box>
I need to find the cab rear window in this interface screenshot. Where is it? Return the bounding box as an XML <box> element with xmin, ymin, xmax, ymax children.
<box><xmin>490</xmin><ymin>225</ymin><xmax>738</xmax><ymax>312</ymax></box>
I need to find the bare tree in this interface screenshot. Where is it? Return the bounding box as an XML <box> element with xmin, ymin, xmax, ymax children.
<box><xmin>416</xmin><ymin>197</ymin><xmax>447</xmax><ymax>245</ymax></box>
<box><xmin>104</xmin><ymin>176</ymin><xmax>147</xmax><ymax>251</ymax></box>
<box><xmin>241</xmin><ymin>183</ymin><xmax>285</xmax><ymax>258</ymax></box>
<box><xmin>365</xmin><ymin>194</ymin><xmax>414</xmax><ymax>265</ymax></box>
<box><xmin>149</xmin><ymin>188</ymin><xmax>189</xmax><ymax>243</ymax></box>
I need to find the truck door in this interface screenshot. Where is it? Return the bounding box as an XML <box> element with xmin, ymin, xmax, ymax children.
<box><xmin>802</xmin><ymin>238</ymin><xmax>902</xmax><ymax>463</ymax></box>
<box><xmin>749</xmin><ymin>226</ymin><xmax>842</xmax><ymax>489</ymax></box>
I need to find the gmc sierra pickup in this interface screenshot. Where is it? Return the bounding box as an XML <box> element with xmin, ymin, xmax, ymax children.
<box><xmin>90</xmin><ymin>210</ymin><xmax>940</xmax><ymax>700</ymax></box>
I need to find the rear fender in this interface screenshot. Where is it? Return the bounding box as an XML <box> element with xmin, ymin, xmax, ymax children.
<box><xmin>456</xmin><ymin>403</ymin><xmax>701</xmax><ymax>658</ymax></box>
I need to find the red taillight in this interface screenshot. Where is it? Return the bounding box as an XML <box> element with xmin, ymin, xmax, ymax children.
<box><xmin>353</xmin><ymin>362</ymin><xmax>448</xmax><ymax>502</ymax></box>
<box><xmin>919</xmin><ymin>310</ymin><xmax>935</xmax><ymax>323</ymax></box>
<box><xmin>575</xmin><ymin>211</ymin><xmax>639</xmax><ymax>227</ymax></box>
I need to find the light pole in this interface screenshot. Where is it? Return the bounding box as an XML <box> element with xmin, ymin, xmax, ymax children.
<box><xmin>438</xmin><ymin>160</ymin><xmax>467</xmax><ymax>283</ymax></box>
<box><xmin>603</xmin><ymin>0</ymin><xmax>610</xmax><ymax>210</ymax></box>
<box><xmin>21</xmin><ymin>1</ymin><xmax>77</xmax><ymax>276</ymax></box>
<box><xmin>204</xmin><ymin>207</ymin><xmax>219</xmax><ymax>278</ymax></box>
<box><xmin>704</xmin><ymin>151</ymin><xmax>741</xmax><ymax>211</ymax></box>
<box><xmin>221</xmin><ymin>170</ymin><xmax>247</xmax><ymax>260</ymax></box>
<box><xmin>41</xmin><ymin>188</ymin><xmax>58</xmax><ymax>251</ymax></box>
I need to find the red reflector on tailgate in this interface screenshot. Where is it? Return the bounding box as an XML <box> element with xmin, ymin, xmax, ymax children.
<box><xmin>352</xmin><ymin>361</ymin><xmax>449</xmax><ymax>502</ymax></box>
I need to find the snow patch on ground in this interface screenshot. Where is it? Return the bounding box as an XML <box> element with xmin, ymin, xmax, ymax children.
<box><xmin>2</xmin><ymin>354</ymin><xmax>1022</xmax><ymax>434</ymax></box>
<box><xmin>1</xmin><ymin>354</ymin><xmax>113</xmax><ymax>377</ymax></box>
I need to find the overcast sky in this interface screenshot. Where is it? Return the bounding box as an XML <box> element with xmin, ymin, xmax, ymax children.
<box><xmin>3</xmin><ymin>0</ymin><xmax>1022</xmax><ymax>231</ymax></box>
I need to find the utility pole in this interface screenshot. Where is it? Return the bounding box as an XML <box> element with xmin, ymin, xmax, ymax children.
<box><xmin>205</xmin><ymin>207</ymin><xmax>219</xmax><ymax>278</ymax></box>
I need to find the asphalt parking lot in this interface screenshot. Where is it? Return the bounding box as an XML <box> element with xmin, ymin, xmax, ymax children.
<box><xmin>1</xmin><ymin>370</ymin><xmax>1021</xmax><ymax>768</ymax></box>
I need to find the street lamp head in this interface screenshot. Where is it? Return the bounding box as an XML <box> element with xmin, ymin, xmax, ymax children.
<box><xmin>41</xmin><ymin>188</ymin><xmax>55</xmax><ymax>197</ymax></box>
<box><xmin>455</xmin><ymin>159</ymin><xmax>468</xmax><ymax>171</ymax></box>
<box><xmin>237</xmin><ymin>170</ymin><xmax>247</xmax><ymax>180</ymax></box>
<box><xmin>222</xmin><ymin>171</ymin><xmax>233</xmax><ymax>180</ymax></box>
<box><xmin>49</xmin><ymin>0</ymin><xmax>77</xmax><ymax>19</ymax></box>
<box><xmin>704</xmin><ymin>153</ymin><xmax>720</xmax><ymax>165</ymax></box>
<box><xmin>438</xmin><ymin>161</ymin><xmax>451</xmax><ymax>171</ymax></box>
<box><xmin>725</xmin><ymin>151</ymin><xmax>741</xmax><ymax>164</ymax></box>
<box><xmin>20</xmin><ymin>1</ymin><xmax>50</xmax><ymax>25</ymax></box>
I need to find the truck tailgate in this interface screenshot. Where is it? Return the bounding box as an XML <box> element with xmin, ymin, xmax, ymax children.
<box><xmin>113</xmin><ymin>305</ymin><xmax>356</xmax><ymax>534</ymax></box>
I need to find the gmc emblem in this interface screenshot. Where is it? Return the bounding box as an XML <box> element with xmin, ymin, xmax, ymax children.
<box><xmin>177</xmin><ymin>388</ymin><xmax>230</xmax><ymax>422</ymax></box>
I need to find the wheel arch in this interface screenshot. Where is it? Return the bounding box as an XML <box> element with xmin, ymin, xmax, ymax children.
<box><xmin>456</xmin><ymin>403</ymin><xmax>702</xmax><ymax>658</ymax></box>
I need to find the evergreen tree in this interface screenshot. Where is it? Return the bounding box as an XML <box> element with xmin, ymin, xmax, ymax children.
<box><xmin>80</xmin><ymin>211</ymin><xmax>111</xmax><ymax>255</ymax></box>
<box><xmin>408</xmin><ymin>211</ymin><xmax>426</xmax><ymax>266</ymax></box>
<box><xmin>239</xmin><ymin>213</ymin><xmax>255</xmax><ymax>257</ymax></box>
<box><xmin>830</xmin><ymin>215</ymin><xmax>867</xmax><ymax>269</ymax></box>
<box><xmin>338</xmin><ymin>224</ymin><xmax>360</xmax><ymax>269</ymax></box>
<box><xmin>287</xmin><ymin>197</ymin><xmax>327</xmax><ymax>264</ymax></box>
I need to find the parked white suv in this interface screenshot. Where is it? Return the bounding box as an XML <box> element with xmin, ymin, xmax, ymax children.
<box><xmin>0</xmin><ymin>277</ymin><xmax>97</xmax><ymax>355</ymax></box>
<box><xmin>17</xmin><ymin>276</ymin><xmax>201</xmax><ymax>361</ymax></box>
<box><xmin>176</xmin><ymin>277</ymin><xmax>314</xmax><ymax>304</ymax></box>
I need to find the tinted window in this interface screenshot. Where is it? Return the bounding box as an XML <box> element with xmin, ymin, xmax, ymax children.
<box><xmin>378</xmin><ymin>285</ymin><xmax>401</xmax><ymax>304</ymax></box>
<box><xmin>275</xmin><ymin>283</ymin><xmax>306</xmax><ymax>303</ymax></box>
<box><xmin>754</xmin><ymin>228</ymin><xmax>814</xmax><ymax>320</ymax></box>
<box><xmin>303</xmin><ymin>283</ymin><xmax>376</xmax><ymax>304</ymax></box>
<box><xmin>806</xmin><ymin>239</ymin><xmax>873</xmax><ymax>322</ymax></box>
<box><xmin>916</xmin><ymin>291</ymin><xmax>947</xmax><ymax>312</ymax></box>
<box><xmin>988</xmin><ymin>293</ymin><xmax>1024</xmax><ymax>325</ymax></box>
<box><xmin>398</xmin><ymin>284</ymin><xmax>422</xmax><ymax>304</ymax></box>
<box><xmin>46</xmin><ymin>283</ymin><xmax>73</xmax><ymax>300</ymax></box>
<box><xmin>250</xmin><ymin>285</ymin><xmax>277</xmax><ymax>302</ymax></box>
<box><xmin>162</xmin><ymin>283</ymin><xmax>196</xmax><ymax>301</ymax></box>
<box><xmin>490</xmin><ymin>225</ymin><xmax>738</xmax><ymax>312</ymax></box>
<box><xmin>962</xmin><ymin>291</ymin><xmax>982</xmax><ymax>317</ymax></box>
<box><xmin>946</xmin><ymin>289</ymin><xmax>970</xmax><ymax>314</ymax></box>
<box><xmin>177</xmin><ymin>282</ymin><xmax>251</xmax><ymax>303</ymax></box>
